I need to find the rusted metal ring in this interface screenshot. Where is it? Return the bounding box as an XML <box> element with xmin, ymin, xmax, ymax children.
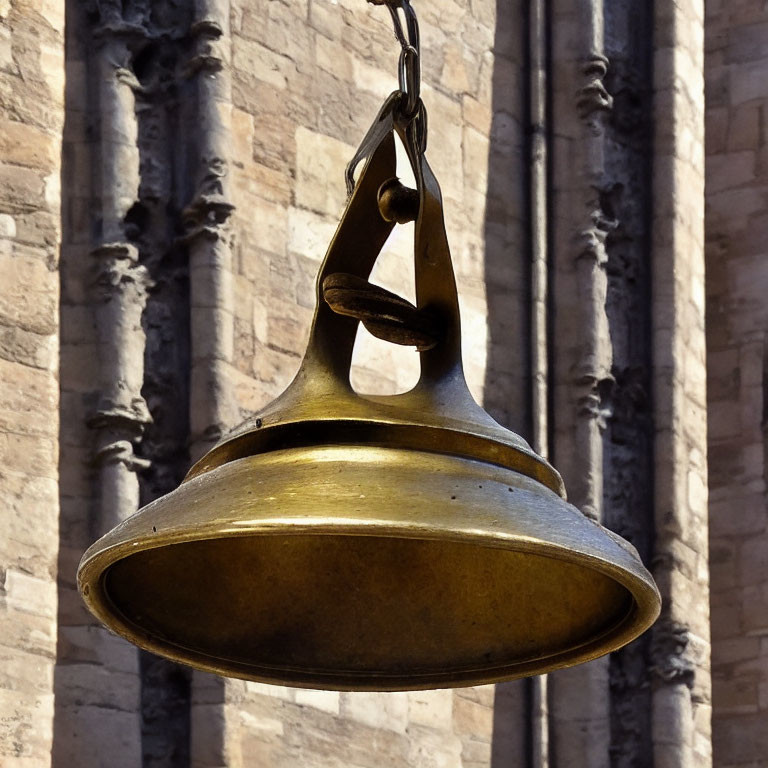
<box><xmin>322</xmin><ymin>272</ymin><xmax>441</xmax><ymax>351</ymax></box>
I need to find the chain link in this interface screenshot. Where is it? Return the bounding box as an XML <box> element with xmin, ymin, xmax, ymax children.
<box><xmin>369</xmin><ymin>0</ymin><xmax>422</xmax><ymax>119</ymax></box>
<box><xmin>346</xmin><ymin>0</ymin><xmax>427</xmax><ymax>193</ymax></box>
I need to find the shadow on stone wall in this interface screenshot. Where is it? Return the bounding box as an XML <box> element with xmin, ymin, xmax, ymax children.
<box><xmin>52</xmin><ymin>2</ymin><xmax>97</xmax><ymax>764</ymax></box>
<box><xmin>480</xmin><ymin>0</ymin><xmax>530</xmax><ymax>439</ymax></box>
<box><xmin>486</xmin><ymin>0</ymin><xmax>533</xmax><ymax>764</ymax></box>
<box><xmin>52</xmin><ymin>2</ymin><xmax>194</xmax><ymax>766</ymax></box>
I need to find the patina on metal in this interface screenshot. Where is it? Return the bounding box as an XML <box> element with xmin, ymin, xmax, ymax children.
<box><xmin>78</xmin><ymin>0</ymin><xmax>660</xmax><ymax>691</ymax></box>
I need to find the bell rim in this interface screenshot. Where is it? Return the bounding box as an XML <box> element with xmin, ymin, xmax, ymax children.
<box><xmin>78</xmin><ymin>519</ymin><xmax>660</xmax><ymax>691</ymax></box>
<box><xmin>79</xmin><ymin>446</ymin><xmax>660</xmax><ymax>690</ymax></box>
<box><xmin>184</xmin><ymin>374</ymin><xmax>567</xmax><ymax>498</ymax></box>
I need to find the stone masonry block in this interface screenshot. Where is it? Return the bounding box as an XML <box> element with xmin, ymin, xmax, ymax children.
<box><xmin>0</xmin><ymin>118</ymin><xmax>58</xmax><ymax>171</ymax></box>
<box><xmin>295</xmin><ymin>127</ymin><xmax>354</xmax><ymax>217</ymax></box>
<box><xmin>2</xmin><ymin>568</ymin><xmax>57</xmax><ymax>620</ymax></box>
<box><xmin>406</xmin><ymin>725</ymin><xmax>463</xmax><ymax>768</ymax></box>
<box><xmin>0</xmin><ymin>356</ymin><xmax>57</xmax><ymax>436</ymax></box>
<box><xmin>294</xmin><ymin>689</ymin><xmax>341</xmax><ymax>715</ymax></box>
<box><xmin>407</xmin><ymin>689</ymin><xmax>454</xmax><ymax>731</ymax></box>
<box><xmin>0</xmin><ymin>163</ymin><xmax>47</xmax><ymax>215</ymax></box>
<box><xmin>727</xmin><ymin>103</ymin><xmax>761</xmax><ymax>151</ymax></box>
<box><xmin>451</xmin><ymin>694</ymin><xmax>493</xmax><ymax>741</ymax></box>
<box><xmin>342</xmin><ymin>692</ymin><xmax>409</xmax><ymax>733</ymax></box>
<box><xmin>0</xmin><ymin>244</ymin><xmax>57</xmax><ymax>335</ymax></box>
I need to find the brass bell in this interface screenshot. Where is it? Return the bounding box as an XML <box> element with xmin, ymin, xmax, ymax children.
<box><xmin>78</xmin><ymin>1</ymin><xmax>660</xmax><ymax>692</ymax></box>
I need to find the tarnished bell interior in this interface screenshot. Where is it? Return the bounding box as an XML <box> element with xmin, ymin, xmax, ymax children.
<box><xmin>78</xmin><ymin>0</ymin><xmax>661</xmax><ymax>691</ymax></box>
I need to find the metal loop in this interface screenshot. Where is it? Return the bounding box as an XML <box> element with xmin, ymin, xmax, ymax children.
<box><xmin>402</xmin><ymin>98</ymin><xmax>427</xmax><ymax>155</ymax></box>
<box><xmin>398</xmin><ymin>45</ymin><xmax>420</xmax><ymax>118</ymax></box>
<box><xmin>381</xmin><ymin>0</ymin><xmax>419</xmax><ymax>53</ymax></box>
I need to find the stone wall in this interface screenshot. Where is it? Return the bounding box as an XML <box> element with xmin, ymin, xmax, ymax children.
<box><xmin>0</xmin><ymin>0</ymin><xmax>64</xmax><ymax>766</ymax></box>
<box><xmin>0</xmin><ymin>0</ymin><xmax>737</xmax><ymax>764</ymax></box>
<box><xmin>705</xmin><ymin>1</ymin><xmax>768</xmax><ymax>765</ymax></box>
<box><xmin>651</xmin><ymin>0</ymin><xmax>711</xmax><ymax>764</ymax></box>
<box><xmin>0</xmin><ymin>0</ymin><xmax>64</xmax><ymax>768</ymax></box>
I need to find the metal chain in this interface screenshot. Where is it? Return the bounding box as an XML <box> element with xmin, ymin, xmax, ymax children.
<box><xmin>345</xmin><ymin>0</ymin><xmax>428</xmax><ymax>194</ymax></box>
<box><xmin>368</xmin><ymin>0</ymin><xmax>422</xmax><ymax>119</ymax></box>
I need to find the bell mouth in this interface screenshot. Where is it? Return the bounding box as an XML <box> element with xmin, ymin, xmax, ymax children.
<box><xmin>96</xmin><ymin>532</ymin><xmax>638</xmax><ymax>690</ymax></box>
<box><xmin>79</xmin><ymin>446</ymin><xmax>659</xmax><ymax>690</ymax></box>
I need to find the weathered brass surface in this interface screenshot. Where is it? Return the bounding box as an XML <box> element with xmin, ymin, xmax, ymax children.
<box><xmin>322</xmin><ymin>271</ymin><xmax>440</xmax><ymax>350</ymax></box>
<box><xmin>78</xmin><ymin>0</ymin><xmax>660</xmax><ymax>690</ymax></box>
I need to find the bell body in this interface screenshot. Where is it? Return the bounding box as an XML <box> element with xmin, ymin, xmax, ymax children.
<box><xmin>79</xmin><ymin>376</ymin><xmax>660</xmax><ymax>690</ymax></box>
<box><xmin>78</xmin><ymin>127</ymin><xmax>660</xmax><ymax>691</ymax></box>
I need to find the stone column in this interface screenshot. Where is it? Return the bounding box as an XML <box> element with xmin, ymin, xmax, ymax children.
<box><xmin>651</xmin><ymin>0</ymin><xmax>711</xmax><ymax>765</ymax></box>
<box><xmin>55</xmin><ymin>10</ymin><xmax>149</xmax><ymax>766</ymax></box>
<box><xmin>90</xmin><ymin>239</ymin><xmax>152</xmax><ymax>536</ymax></box>
<box><xmin>183</xmin><ymin>2</ymin><xmax>239</xmax><ymax>766</ymax></box>
<box><xmin>185</xmin><ymin>0</ymin><xmax>238</xmax><ymax>461</ymax></box>
<box><xmin>529</xmin><ymin>0</ymin><xmax>550</xmax><ymax>761</ymax></box>
<box><xmin>548</xmin><ymin>0</ymin><xmax>614</xmax><ymax>762</ymax></box>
